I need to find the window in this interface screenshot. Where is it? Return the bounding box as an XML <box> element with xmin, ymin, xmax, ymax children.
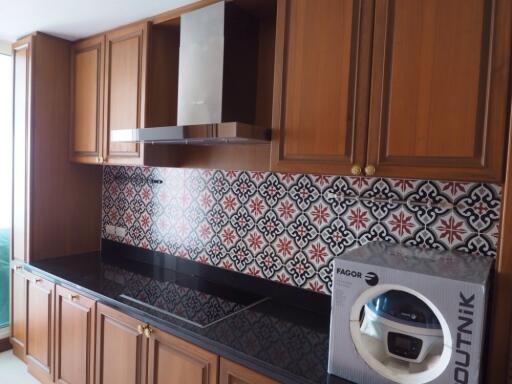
<box><xmin>0</xmin><ymin>50</ymin><xmax>12</xmax><ymax>330</ymax></box>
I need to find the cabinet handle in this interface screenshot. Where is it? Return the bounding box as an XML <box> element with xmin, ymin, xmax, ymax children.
<box><xmin>137</xmin><ymin>324</ymin><xmax>145</xmax><ymax>335</ymax></box>
<box><xmin>14</xmin><ymin>265</ymin><xmax>23</xmax><ymax>271</ymax></box>
<box><xmin>351</xmin><ymin>164</ymin><xmax>362</xmax><ymax>176</ymax></box>
<box><xmin>68</xmin><ymin>294</ymin><xmax>79</xmax><ymax>301</ymax></box>
<box><xmin>33</xmin><ymin>278</ymin><xmax>42</xmax><ymax>284</ymax></box>
<box><xmin>143</xmin><ymin>325</ymin><xmax>153</xmax><ymax>339</ymax></box>
<box><xmin>364</xmin><ymin>165</ymin><xmax>376</xmax><ymax>176</ymax></box>
<box><xmin>96</xmin><ymin>156</ymin><xmax>104</xmax><ymax>163</ymax></box>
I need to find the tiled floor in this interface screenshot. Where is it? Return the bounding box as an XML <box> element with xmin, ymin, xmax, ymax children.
<box><xmin>0</xmin><ymin>350</ymin><xmax>40</xmax><ymax>383</ymax></box>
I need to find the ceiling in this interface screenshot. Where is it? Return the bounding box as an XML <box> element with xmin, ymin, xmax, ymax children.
<box><xmin>0</xmin><ymin>0</ymin><xmax>197</xmax><ymax>43</ymax></box>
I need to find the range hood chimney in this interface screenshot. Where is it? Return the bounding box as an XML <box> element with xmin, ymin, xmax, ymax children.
<box><xmin>112</xmin><ymin>1</ymin><xmax>270</xmax><ymax>145</ymax></box>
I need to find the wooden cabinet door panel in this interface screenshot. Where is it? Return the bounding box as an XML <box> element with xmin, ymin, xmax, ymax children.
<box><xmin>147</xmin><ymin>328</ymin><xmax>218</xmax><ymax>384</ymax></box>
<box><xmin>367</xmin><ymin>0</ymin><xmax>512</xmax><ymax>181</ymax></box>
<box><xmin>10</xmin><ymin>265</ymin><xmax>26</xmax><ymax>361</ymax></box>
<box><xmin>96</xmin><ymin>303</ymin><xmax>147</xmax><ymax>384</ymax></box>
<box><xmin>104</xmin><ymin>23</ymin><xmax>148</xmax><ymax>165</ymax></box>
<box><xmin>271</xmin><ymin>0</ymin><xmax>370</xmax><ymax>174</ymax></box>
<box><xmin>70</xmin><ymin>36</ymin><xmax>105</xmax><ymax>164</ymax></box>
<box><xmin>55</xmin><ymin>286</ymin><xmax>96</xmax><ymax>384</ymax></box>
<box><xmin>220</xmin><ymin>358</ymin><xmax>278</xmax><ymax>384</ymax></box>
<box><xmin>25</xmin><ymin>272</ymin><xmax>55</xmax><ymax>383</ymax></box>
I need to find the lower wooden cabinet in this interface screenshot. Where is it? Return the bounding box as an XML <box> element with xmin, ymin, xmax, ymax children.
<box><xmin>96</xmin><ymin>303</ymin><xmax>147</xmax><ymax>384</ymax></box>
<box><xmin>10</xmin><ymin>264</ymin><xmax>27</xmax><ymax>361</ymax></box>
<box><xmin>55</xmin><ymin>285</ymin><xmax>96</xmax><ymax>384</ymax></box>
<box><xmin>220</xmin><ymin>358</ymin><xmax>279</xmax><ymax>384</ymax></box>
<box><xmin>14</xmin><ymin>279</ymin><xmax>279</xmax><ymax>384</ymax></box>
<box><xmin>25</xmin><ymin>272</ymin><xmax>55</xmax><ymax>384</ymax></box>
<box><xmin>147</xmin><ymin>327</ymin><xmax>218</xmax><ymax>384</ymax></box>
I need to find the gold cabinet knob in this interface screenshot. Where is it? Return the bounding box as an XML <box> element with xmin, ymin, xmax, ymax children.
<box><xmin>143</xmin><ymin>325</ymin><xmax>153</xmax><ymax>339</ymax></box>
<box><xmin>351</xmin><ymin>164</ymin><xmax>362</xmax><ymax>176</ymax></box>
<box><xmin>365</xmin><ymin>164</ymin><xmax>376</xmax><ymax>176</ymax></box>
<box><xmin>68</xmin><ymin>294</ymin><xmax>79</xmax><ymax>301</ymax></box>
<box><xmin>137</xmin><ymin>324</ymin><xmax>144</xmax><ymax>335</ymax></box>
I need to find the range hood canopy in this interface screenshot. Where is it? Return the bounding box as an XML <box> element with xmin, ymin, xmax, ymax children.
<box><xmin>112</xmin><ymin>1</ymin><xmax>270</xmax><ymax>145</ymax></box>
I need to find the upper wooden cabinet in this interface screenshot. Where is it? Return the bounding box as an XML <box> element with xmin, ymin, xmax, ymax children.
<box><xmin>147</xmin><ymin>327</ymin><xmax>218</xmax><ymax>384</ymax></box>
<box><xmin>272</xmin><ymin>0</ymin><xmax>512</xmax><ymax>181</ymax></box>
<box><xmin>103</xmin><ymin>23</ymin><xmax>148</xmax><ymax>165</ymax></box>
<box><xmin>70</xmin><ymin>35</ymin><xmax>105</xmax><ymax>164</ymax></box>
<box><xmin>366</xmin><ymin>0</ymin><xmax>512</xmax><ymax>181</ymax></box>
<box><xmin>70</xmin><ymin>22</ymin><xmax>149</xmax><ymax>166</ymax></box>
<box><xmin>271</xmin><ymin>0</ymin><xmax>370</xmax><ymax>175</ymax></box>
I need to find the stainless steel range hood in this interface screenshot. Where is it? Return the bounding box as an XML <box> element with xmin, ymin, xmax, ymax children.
<box><xmin>112</xmin><ymin>1</ymin><xmax>270</xmax><ymax>145</ymax></box>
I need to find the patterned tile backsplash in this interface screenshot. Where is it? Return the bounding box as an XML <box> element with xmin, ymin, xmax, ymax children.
<box><xmin>102</xmin><ymin>166</ymin><xmax>501</xmax><ymax>294</ymax></box>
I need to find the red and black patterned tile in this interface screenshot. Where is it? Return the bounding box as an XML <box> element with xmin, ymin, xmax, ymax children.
<box><xmin>102</xmin><ymin>166</ymin><xmax>502</xmax><ymax>294</ymax></box>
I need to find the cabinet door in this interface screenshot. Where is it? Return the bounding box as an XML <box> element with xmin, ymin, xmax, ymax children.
<box><xmin>96</xmin><ymin>303</ymin><xmax>147</xmax><ymax>384</ymax></box>
<box><xmin>367</xmin><ymin>0</ymin><xmax>512</xmax><ymax>181</ymax></box>
<box><xmin>104</xmin><ymin>23</ymin><xmax>148</xmax><ymax>165</ymax></box>
<box><xmin>219</xmin><ymin>358</ymin><xmax>278</xmax><ymax>384</ymax></box>
<box><xmin>10</xmin><ymin>264</ymin><xmax>26</xmax><ymax>361</ymax></box>
<box><xmin>271</xmin><ymin>0</ymin><xmax>370</xmax><ymax>175</ymax></box>
<box><xmin>12</xmin><ymin>36</ymin><xmax>31</xmax><ymax>263</ymax></box>
<box><xmin>147</xmin><ymin>328</ymin><xmax>218</xmax><ymax>384</ymax></box>
<box><xmin>55</xmin><ymin>286</ymin><xmax>96</xmax><ymax>384</ymax></box>
<box><xmin>70</xmin><ymin>36</ymin><xmax>105</xmax><ymax>164</ymax></box>
<box><xmin>25</xmin><ymin>272</ymin><xmax>55</xmax><ymax>384</ymax></box>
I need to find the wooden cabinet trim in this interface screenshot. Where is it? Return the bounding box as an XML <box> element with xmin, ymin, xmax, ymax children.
<box><xmin>70</xmin><ymin>35</ymin><xmax>105</xmax><ymax>163</ymax></box>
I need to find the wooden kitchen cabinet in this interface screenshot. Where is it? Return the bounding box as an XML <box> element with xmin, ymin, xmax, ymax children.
<box><xmin>55</xmin><ymin>286</ymin><xmax>96</xmax><ymax>384</ymax></box>
<box><xmin>10</xmin><ymin>265</ymin><xmax>27</xmax><ymax>361</ymax></box>
<box><xmin>272</xmin><ymin>0</ymin><xmax>512</xmax><ymax>182</ymax></box>
<box><xmin>95</xmin><ymin>303</ymin><xmax>147</xmax><ymax>384</ymax></box>
<box><xmin>219</xmin><ymin>358</ymin><xmax>278</xmax><ymax>384</ymax></box>
<box><xmin>70</xmin><ymin>35</ymin><xmax>105</xmax><ymax>164</ymax></box>
<box><xmin>10</xmin><ymin>30</ymin><xmax>103</xmax><ymax>366</ymax></box>
<box><xmin>25</xmin><ymin>272</ymin><xmax>55</xmax><ymax>384</ymax></box>
<box><xmin>103</xmin><ymin>22</ymin><xmax>149</xmax><ymax>165</ymax></box>
<box><xmin>147</xmin><ymin>327</ymin><xmax>218</xmax><ymax>384</ymax></box>
<box><xmin>366</xmin><ymin>0</ymin><xmax>512</xmax><ymax>181</ymax></box>
<box><xmin>70</xmin><ymin>22</ymin><xmax>150</xmax><ymax>166</ymax></box>
<box><xmin>271</xmin><ymin>0</ymin><xmax>371</xmax><ymax>175</ymax></box>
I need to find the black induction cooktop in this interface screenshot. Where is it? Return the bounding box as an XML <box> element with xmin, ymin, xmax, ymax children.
<box><xmin>103</xmin><ymin>263</ymin><xmax>267</xmax><ymax>328</ymax></box>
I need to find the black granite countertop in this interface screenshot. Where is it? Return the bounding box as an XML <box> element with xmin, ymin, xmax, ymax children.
<box><xmin>25</xmin><ymin>241</ymin><xmax>352</xmax><ymax>384</ymax></box>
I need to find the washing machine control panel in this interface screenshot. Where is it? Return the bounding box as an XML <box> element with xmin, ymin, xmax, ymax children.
<box><xmin>387</xmin><ymin>332</ymin><xmax>422</xmax><ymax>360</ymax></box>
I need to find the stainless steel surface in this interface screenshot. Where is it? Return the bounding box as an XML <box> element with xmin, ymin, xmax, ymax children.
<box><xmin>110</xmin><ymin>1</ymin><xmax>269</xmax><ymax>145</ymax></box>
<box><xmin>178</xmin><ymin>2</ymin><xmax>225</xmax><ymax>126</ymax></box>
<box><xmin>111</xmin><ymin>122</ymin><xmax>270</xmax><ymax>144</ymax></box>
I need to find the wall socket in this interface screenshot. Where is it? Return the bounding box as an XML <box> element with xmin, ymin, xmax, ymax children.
<box><xmin>106</xmin><ymin>225</ymin><xmax>126</xmax><ymax>238</ymax></box>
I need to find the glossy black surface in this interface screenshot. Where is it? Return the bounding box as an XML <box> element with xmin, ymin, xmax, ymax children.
<box><xmin>27</xmin><ymin>244</ymin><xmax>352</xmax><ymax>384</ymax></box>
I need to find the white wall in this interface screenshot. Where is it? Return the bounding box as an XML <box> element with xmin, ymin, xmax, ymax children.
<box><xmin>0</xmin><ymin>41</ymin><xmax>11</xmax><ymax>56</ymax></box>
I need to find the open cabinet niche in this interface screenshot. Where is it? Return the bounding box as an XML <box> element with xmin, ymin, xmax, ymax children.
<box><xmin>144</xmin><ymin>0</ymin><xmax>277</xmax><ymax>171</ymax></box>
